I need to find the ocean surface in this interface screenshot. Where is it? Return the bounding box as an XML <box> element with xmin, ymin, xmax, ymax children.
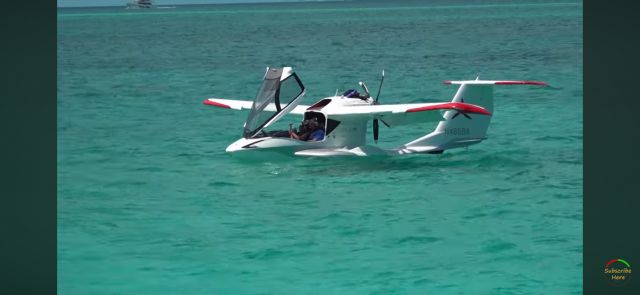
<box><xmin>57</xmin><ymin>0</ymin><xmax>583</xmax><ymax>293</ymax></box>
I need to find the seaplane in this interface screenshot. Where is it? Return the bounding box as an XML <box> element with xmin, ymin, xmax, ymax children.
<box><xmin>203</xmin><ymin>67</ymin><xmax>546</xmax><ymax>157</ymax></box>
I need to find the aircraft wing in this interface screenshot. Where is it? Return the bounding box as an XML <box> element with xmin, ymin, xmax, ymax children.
<box><xmin>325</xmin><ymin>102</ymin><xmax>491</xmax><ymax>126</ymax></box>
<box><xmin>203</xmin><ymin>98</ymin><xmax>309</xmax><ymax>115</ymax></box>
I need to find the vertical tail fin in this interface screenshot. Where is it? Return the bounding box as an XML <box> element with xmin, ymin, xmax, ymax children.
<box><xmin>399</xmin><ymin>80</ymin><xmax>546</xmax><ymax>154</ymax></box>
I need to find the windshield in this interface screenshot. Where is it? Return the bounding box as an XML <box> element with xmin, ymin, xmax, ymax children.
<box><xmin>243</xmin><ymin>67</ymin><xmax>305</xmax><ymax>138</ymax></box>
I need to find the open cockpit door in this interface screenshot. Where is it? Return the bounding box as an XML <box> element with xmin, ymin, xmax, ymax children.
<box><xmin>243</xmin><ymin>67</ymin><xmax>306</xmax><ymax>138</ymax></box>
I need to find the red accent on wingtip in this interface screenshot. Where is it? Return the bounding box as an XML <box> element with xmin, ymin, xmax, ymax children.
<box><xmin>406</xmin><ymin>102</ymin><xmax>491</xmax><ymax>115</ymax></box>
<box><xmin>443</xmin><ymin>80</ymin><xmax>452</xmax><ymax>84</ymax></box>
<box><xmin>203</xmin><ymin>99</ymin><xmax>231</xmax><ymax>108</ymax></box>
<box><xmin>495</xmin><ymin>81</ymin><xmax>548</xmax><ymax>86</ymax></box>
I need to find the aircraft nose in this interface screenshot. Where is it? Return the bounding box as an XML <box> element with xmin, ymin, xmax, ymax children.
<box><xmin>225</xmin><ymin>143</ymin><xmax>240</xmax><ymax>152</ymax></box>
<box><xmin>225</xmin><ymin>138</ymin><xmax>248</xmax><ymax>152</ymax></box>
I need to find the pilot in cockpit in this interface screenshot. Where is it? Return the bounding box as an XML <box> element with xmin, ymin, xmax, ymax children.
<box><xmin>289</xmin><ymin>117</ymin><xmax>325</xmax><ymax>141</ymax></box>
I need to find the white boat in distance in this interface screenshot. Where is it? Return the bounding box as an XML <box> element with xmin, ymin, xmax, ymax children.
<box><xmin>126</xmin><ymin>0</ymin><xmax>155</xmax><ymax>9</ymax></box>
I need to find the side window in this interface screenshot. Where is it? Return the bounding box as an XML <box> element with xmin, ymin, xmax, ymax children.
<box><xmin>278</xmin><ymin>75</ymin><xmax>303</xmax><ymax>107</ymax></box>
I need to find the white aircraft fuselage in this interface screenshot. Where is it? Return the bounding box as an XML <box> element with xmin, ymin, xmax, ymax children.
<box><xmin>204</xmin><ymin>67</ymin><xmax>547</xmax><ymax>157</ymax></box>
<box><xmin>225</xmin><ymin>96</ymin><xmax>376</xmax><ymax>156</ymax></box>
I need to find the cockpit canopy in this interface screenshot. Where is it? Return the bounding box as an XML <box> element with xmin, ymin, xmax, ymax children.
<box><xmin>243</xmin><ymin>67</ymin><xmax>305</xmax><ymax>138</ymax></box>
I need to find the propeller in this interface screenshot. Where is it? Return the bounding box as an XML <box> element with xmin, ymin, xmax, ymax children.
<box><xmin>372</xmin><ymin>70</ymin><xmax>385</xmax><ymax>143</ymax></box>
<box><xmin>451</xmin><ymin>110</ymin><xmax>472</xmax><ymax>120</ymax></box>
<box><xmin>451</xmin><ymin>97</ymin><xmax>472</xmax><ymax>120</ymax></box>
<box><xmin>373</xmin><ymin>119</ymin><xmax>379</xmax><ymax>143</ymax></box>
<box><xmin>375</xmin><ymin>69</ymin><xmax>384</xmax><ymax>102</ymax></box>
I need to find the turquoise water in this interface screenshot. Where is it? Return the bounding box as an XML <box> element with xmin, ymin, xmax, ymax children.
<box><xmin>58</xmin><ymin>0</ymin><xmax>583</xmax><ymax>293</ymax></box>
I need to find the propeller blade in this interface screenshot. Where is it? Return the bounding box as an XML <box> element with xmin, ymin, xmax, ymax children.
<box><xmin>375</xmin><ymin>69</ymin><xmax>385</xmax><ymax>103</ymax></box>
<box><xmin>451</xmin><ymin>111</ymin><xmax>472</xmax><ymax>120</ymax></box>
<box><xmin>373</xmin><ymin>119</ymin><xmax>379</xmax><ymax>143</ymax></box>
<box><xmin>372</xmin><ymin>70</ymin><xmax>385</xmax><ymax>143</ymax></box>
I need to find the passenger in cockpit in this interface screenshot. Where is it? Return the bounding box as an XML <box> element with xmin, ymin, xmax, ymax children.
<box><xmin>307</xmin><ymin>127</ymin><xmax>325</xmax><ymax>141</ymax></box>
<box><xmin>289</xmin><ymin>117</ymin><xmax>324</xmax><ymax>141</ymax></box>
